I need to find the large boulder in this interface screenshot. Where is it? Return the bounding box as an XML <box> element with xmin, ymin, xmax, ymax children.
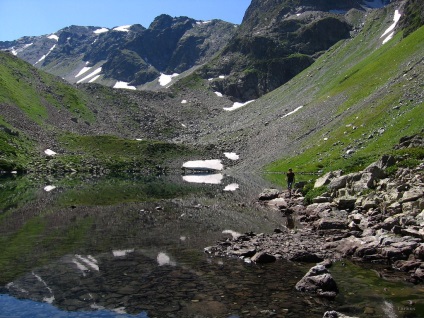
<box><xmin>251</xmin><ymin>252</ymin><xmax>276</xmax><ymax>263</ymax></box>
<box><xmin>314</xmin><ymin>170</ymin><xmax>343</xmax><ymax>188</ymax></box>
<box><xmin>258</xmin><ymin>188</ymin><xmax>280</xmax><ymax>200</ymax></box>
<box><xmin>401</xmin><ymin>187</ymin><xmax>424</xmax><ymax>203</ymax></box>
<box><xmin>323</xmin><ymin>311</ymin><xmax>359</xmax><ymax>318</ymax></box>
<box><xmin>295</xmin><ymin>265</ymin><xmax>338</xmax><ymax>298</ymax></box>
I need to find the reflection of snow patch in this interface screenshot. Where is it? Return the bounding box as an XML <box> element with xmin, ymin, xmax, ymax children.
<box><xmin>224</xmin><ymin>183</ymin><xmax>239</xmax><ymax>191</ymax></box>
<box><xmin>183</xmin><ymin>174</ymin><xmax>223</xmax><ymax>184</ymax></box>
<box><xmin>224</xmin><ymin>152</ymin><xmax>239</xmax><ymax>160</ymax></box>
<box><xmin>113</xmin><ymin>81</ymin><xmax>136</xmax><ymax>90</ymax></box>
<box><xmin>362</xmin><ymin>0</ymin><xmax>386</xmax><ymax>9</ymax></box>
<box><xmin>281</xmin><ymin>105</ymin><xmax>303</xmax><ymax>118</ymax></box>
<box><xmin>113</xmin><ymin>249</ymin><xmax>135</xmax><ymax>257</ymax></box>
<box><xmin>224</xmin><ymin>100</ymin><xmax>255</xmax><ymax>111</ymax></box>
<box><xmin>182</xmin><ymin>159</ymin><xmax>223</xmax><ymax>171</ymax></box>
<box><xmin>75</xmin><ymin>255</ymin><xmax>99</xmax><ymax>271</ymax></box>
<box><xmin>157</xmin><ymin>252</ymin><xmax>176</xmax><ymax>266</ymax></box>
<box><xmin>381</xmin><ymin>10</ymin><xmax>401</xmax><ymax>44</ymax></box>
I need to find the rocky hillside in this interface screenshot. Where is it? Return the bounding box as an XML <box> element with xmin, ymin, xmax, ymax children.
<box><xmin>1</xmin><ymin>0</ymin><xmax>397</xmax><ymax>102</ymax></box>
<box><xmin>0</xmin><ymin>16</ymin><xmax>236</xmax><ymax>89</ymax></box>
<box><xmin>193</xmin><ymin>1</ymin><xmax>424</xmax><ymax>175</ymax></box>
<box><xmin>0</xmin><ymin>0</ymin><xmax>423</xmax><ymax>178</ymax></box>
<box><xmin>197</xmin><ymin>0</ymin><xmax>394</xmax><ymax>101</ymax></box>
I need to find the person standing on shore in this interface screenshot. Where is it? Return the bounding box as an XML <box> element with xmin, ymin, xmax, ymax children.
<box><xmin>286</xmin><ymin>168</ymin><xmax>295</xmax><ymax>197</ymax></box>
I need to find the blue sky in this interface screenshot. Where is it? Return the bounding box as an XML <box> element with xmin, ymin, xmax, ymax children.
<box><xmin>0</xmin><ymin>0</ymin><xmax>252</xmax><ymax>41</ymax></box>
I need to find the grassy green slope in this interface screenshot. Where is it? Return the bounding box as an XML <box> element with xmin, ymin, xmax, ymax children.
<box><xmin>0</xmin><ymin>52</ymin><xmax>95</xmax><ymax>171</ymax></box>
<box><xmin>0</xmin><ymin>52</ymin><xmax>201</xmax><ymax>173</ymax></box>
<box><xmin>264</xmin><ymin>21</ymin><xmax>424</xmax><ymax>180</ymax></box>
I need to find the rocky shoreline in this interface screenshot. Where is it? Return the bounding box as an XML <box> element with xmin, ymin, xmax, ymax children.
<box><xmin>205</xmin><ymin>146</ymin><xmax>424</xmax><ymax>307</ymax></box>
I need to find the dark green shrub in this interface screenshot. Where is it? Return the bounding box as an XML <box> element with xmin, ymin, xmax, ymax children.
<box><xmin>303</xmin><ymin>184</ymin><xmax>328</xmax><ymax>204</ymax></box>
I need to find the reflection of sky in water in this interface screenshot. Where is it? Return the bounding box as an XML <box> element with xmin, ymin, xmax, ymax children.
<box><xmin>0</xmin><ymin>294</ymin><xmax>148</xmax><ymax>318</ymax></box>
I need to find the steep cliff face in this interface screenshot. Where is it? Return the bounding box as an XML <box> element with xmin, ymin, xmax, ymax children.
<box><xmin>398</xmin><ymin>0</ymin><xmax>424</xmax><ymax>36</ymax></box>
<box><xmin>199</xmin><ymin>0</ymin><xmax>365</xmax><ymax>102</ymax></box>
<box><xmin>0</xmin><ymin>16</ymin><xmax>236</xmax><ymax>88</ymax></box>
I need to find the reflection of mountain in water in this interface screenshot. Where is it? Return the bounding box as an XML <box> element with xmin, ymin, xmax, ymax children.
<box><xmin>0</xmin><ymin>172</ymin><xmax>288</xmax><ymax>316</ymax></box>
<box><xmin>6</xmin><ymin>250</ymin><xmax>227</xmax><ymax>315</ymax></box>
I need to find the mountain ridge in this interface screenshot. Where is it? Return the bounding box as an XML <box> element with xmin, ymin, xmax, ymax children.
<box><xmin>0</xmin><ymin>0</ymin><xmax>423</xmax><ymax>177</ymax></box>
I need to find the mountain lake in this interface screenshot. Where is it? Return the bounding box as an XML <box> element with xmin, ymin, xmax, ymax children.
<box><xmin>0</xmin><ymin>172</ymin><xmax>423</xmax><ymax>318</ymax></box>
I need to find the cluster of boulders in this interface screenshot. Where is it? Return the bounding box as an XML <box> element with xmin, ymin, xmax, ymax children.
<box><xmin>205</xmin><ymin>152</ymin><xmax>424</xmax><ymax>300</ymax></box>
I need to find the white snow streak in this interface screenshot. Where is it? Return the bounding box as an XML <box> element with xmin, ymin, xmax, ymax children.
<box><xmin>75</xmin><ymin>66</ymin><xmax>92</xmax><ymax>78</ymax></box>
<box><xmin>224</xmin><ymin>152</ymin><xmax>239</xmax><ymax>160</ymax></box>
<box><xmin>94</xmin><ymin>27</ymin><xmax>109</xmax><ymax>34</ymax></box>
<box><xmin>281</xmin><ymin>105</ymin><xmax>303</xmax><ymax>118</ymax></box>
<box><xmin>34</xmin><ymin>44</ymin><xmax>56</xmax><ymax>65</ymax></box>
<box><xmin>47</xmin><ymin>34</ymin><xmax>59</xmax><ymax>41</ymax></box>
<box><xmin>381</xmin><ymin>10</ymin><xmax>401</xmax><ymax>44</ymax></box>
<box><xmin>182</xmin><ymin>159</ymin><xmax>223</xmax><ymax>171</ymax></box>
<box><xmin>113</xmin><ymin>81</ymin><xmax>136</xmax><ymax>90</ymax></box>
<box><xmin>77</xmin><ymin>67</ymin><xmax>102</xmax><ymax>83</ymax></box>
<box><xmin>89</xmin><ymin>75</ymin><xmax>101</xmax><ymax>83</ymax></box>
<box><xmin>224</xmin><ymin>100</ymin><xmax>255</xmax><ymax>111</ymax></box>
<box><xmin>159</xmin><ymin>73</ymin><xmax>179</xmax><ymax>86</ymax></box>
<box><xmin>224</xmin><ymin>183</ymin><xmax>239</xmax><ymax>191</ymax></box>
<box><xmin>215</xmin><ymin>92</ymin><xmax>223</xmax><ymax>97</ymax></box>
<box><xmin>44</xmin><ymin>149</ymin><xmax>57</xmax><ymax>156</ymax></box>
<box><xmin>44</xmin><ymin>185</ymin><xmax>56</xmax><ymax>192</ymax></box>
<box><xmin>113</xmin><ymin>25</ymin><xmax>132</xmax><ymax>32</ymax></box>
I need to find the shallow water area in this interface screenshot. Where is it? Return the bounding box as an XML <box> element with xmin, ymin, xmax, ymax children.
<box><xmin>0</xmin><ymin>173</ymin><xmax>422</xmax><ymax>318</ymax></box>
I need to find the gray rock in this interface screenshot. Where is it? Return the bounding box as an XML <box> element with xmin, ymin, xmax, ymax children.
<box><xmin>328</xmin><ymin>175</ymin><xmax>348</xmax><ymax>191</ymax></box>
<box><xmin>231</xmin><ymin>247</ymin><xmax>257</xmax><ymax>258</ymax></box>
<box><xmin>314</xmin><ymin>219</ymin><xmax>347</xmax><ymax>231</ymax></box>
<box><xmin>414</xmin><ymin>244</ymin><xmax>424</xmax><ymax>260</ymax></box>
<box><xmin>401</xmin><ymin>187</ymin><xmax>423</xmax><ymax>203</ymax></box>
<box><xmin>352</xmin><ymin>172</ymin><xmax>377</xmax><ymax>192</ymax></box>
<box><xmin>289</xmin><ymin>251</ymin><xmax>324</xmax><ymax>263</ymax></box>
<box><xmin>251</xmin><ymin>252</ymin><xmax>276</xmax><ymax>263</ymax></box>
<box><xmin>322</xmin><ymin>310</ymin><xmax>357</xmax><ymax>318</ymax></box>
<box><xmin>323</xmin><ymin>310</ymin><xmax>359</xmax><ymax>318</ymax></box>
<box><xmin>313</xmin><ymin>196</ymin><xmax>333</xmax><ymax>203</ymax></box>
<box><xmin>258</xmin><ymin>188</ymin><xmax>280</xmax><ymax>200</ymax></box>
<box><xmin>314</xmin><ymin>170</ymin><xmax>343</xmax><ymax>188</ymax></box>
<box><xmin>335</xmin><ymin>197</ymin><xmax>356</xmax><ymax>210</ymax></box>
<box><xmin>295</xmin><ymin>265</ymin><xmax>338</xmax><ymax>298</ymax></box>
